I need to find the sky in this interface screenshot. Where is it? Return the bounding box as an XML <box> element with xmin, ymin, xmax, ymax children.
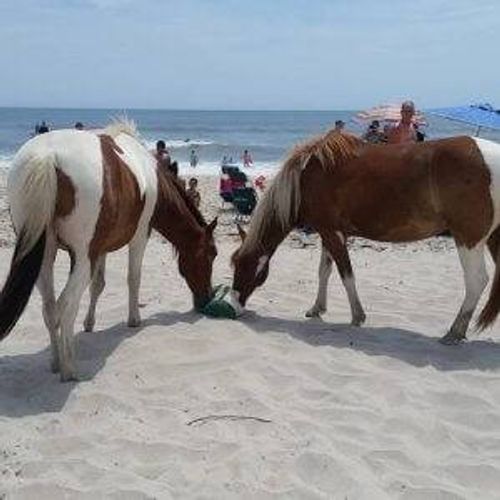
<box><xmin>0</xmin><ymin>0</ymin><xmax>499</xmax><ymax>110</ymax></box>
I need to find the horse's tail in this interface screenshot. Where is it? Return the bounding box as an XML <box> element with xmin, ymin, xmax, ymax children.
<box><xmin>0</xmin><ymin>154</ymin><xmax>57</xmax><ymax>340</ymax></box>
<box><xmin>478</xmin><ymin>228</ymin><xmax>500</xmax><ymax>330</ymax></box>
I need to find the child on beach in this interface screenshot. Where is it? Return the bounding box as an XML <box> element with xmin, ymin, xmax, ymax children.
<box><xmin>186</xmin><ymin>177</ymin><xmax>201</xmax><ymax>207</ymax></box>
<box><xmin>242</xmin><ymin>149</ymin><xmax>253</xmax><ymax>168</ymax></box>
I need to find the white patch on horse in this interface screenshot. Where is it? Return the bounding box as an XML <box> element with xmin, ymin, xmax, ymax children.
<box><xmin>113</xmin><ymin>133</ymin><xmax>158</xmax><ymax>240</ymax></box>
<box><xmin>114</xmin><ymin>133</ymin><xmax>156</xmax><ymax>199</ymax></box>
<box><xmin>473</xmin><ymin>137</ymin><xmax>500</xmax><ymax>233</ymax></box>
<box><xmin>256</xmin><ymin>255</ymin><xmax>269</xmax><ymax>277</ymax></box>
<box><xmin>335</xmin><ymin>231</ymin><xmax>345</xmax><ymax>245</ymax></box>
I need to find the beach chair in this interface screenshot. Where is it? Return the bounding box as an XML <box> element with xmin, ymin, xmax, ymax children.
<box><xmin>232</xmin><ymin>186</ymin><xmax>258</xmax><ymax>222</ymax></box>
<box><xmin>219</xmin><ymin>166</ymin><xmax>247</xmax><ymax>206</ymax></box>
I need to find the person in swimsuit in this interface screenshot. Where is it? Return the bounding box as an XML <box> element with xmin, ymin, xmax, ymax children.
<box><xmin>387</xmin><ymin>101</ymin><xmax>418</xmax><ymax>144</ymax></box>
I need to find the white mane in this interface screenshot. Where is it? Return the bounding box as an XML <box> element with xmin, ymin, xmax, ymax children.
<box><xmin>102</xmin><ymin>117</ymin><xmax>138</xmax><ymax>139</ymax></box>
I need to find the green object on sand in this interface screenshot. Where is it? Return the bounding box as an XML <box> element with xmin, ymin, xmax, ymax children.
<box><xmin>201</xmin><ymin>284</ymin><xmax>237</xmax><ymax>319</ymax></box>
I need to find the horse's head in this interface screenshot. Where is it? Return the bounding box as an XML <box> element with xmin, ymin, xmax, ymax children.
<box><xmin>178</xmin><ymin>217</ymin><xmax>218</xmax><ymax>310</ymax></box>
<box><xmin>230</xmin><ymin>225</ymin><xmax>271</xmax><ymax>311</ymax></box>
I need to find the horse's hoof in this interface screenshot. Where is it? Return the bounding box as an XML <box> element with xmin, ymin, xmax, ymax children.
<box><xmin>83</xmin><ymin>320</ymin><xmax>94</xmax><ymax>333</ymax></box>
<box><xmin>50</xmin><ymin>360</ymin><xmax>60</xmax><ymax>374</ymax></box>
<box><xmin>59</xmin><ymin>370</ymin><xmax>78</xmax><ymax>383</ymax></box>
<box><xmin>305</xmin><ymin>307</ymin><xmax>325</xmax><ymax>318</ymax></box>
<box><xmin>439</xmin><ymin>332</ymin><xmax>466</xmax><ymax>345</ymax></box>
<box><xmin>351</xmin><ymin>312</ymin><xmax>366</xmax><ymax>327</ymax></box>
<box><xmin>128</xmin><ymin>318</ymin><xmax>141</xmax><ymax>328</ymax></box>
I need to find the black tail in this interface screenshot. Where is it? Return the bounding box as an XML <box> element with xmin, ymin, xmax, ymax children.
<box><xmin>0</xmin><ymin>230</ymin><xmax>46</xmax><ymax>340</ymax></box>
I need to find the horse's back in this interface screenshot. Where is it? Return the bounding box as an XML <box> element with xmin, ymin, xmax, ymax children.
<box><xmin>9</xmin><ymin>128</ymin><xmax>158</xmax><ymax>255</ymax></box>
<box><xmin>10</xmin><ymin>129</ymin><xmax>103</xmax><ymax>193</ymax></box>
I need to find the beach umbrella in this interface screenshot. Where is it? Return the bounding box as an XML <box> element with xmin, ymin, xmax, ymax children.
<box><xmin>355</xmin><ymin>103</ymin><xmax>427</xmax><ymax>126</ymax></box>
<box><xmin>429</xmin><ymin>103</ymin><xmax>500</xmax><ymax>136</ymax></box>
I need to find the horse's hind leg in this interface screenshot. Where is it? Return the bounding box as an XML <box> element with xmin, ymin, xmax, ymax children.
<box><xmin>83</xmin><ymin>255</ymin><xmax>106</xmax><ymax>332</ymax></box>
<box><xmin>441</xmin><ymin>242</ymin><xmax>488</xmax><ymax>344</ymax></box>
<box><xmin>487</xmin><ymin>226</ymin><xmax>500</xmax><ymax>261</ymax></box>
<box><xmin>127</xmin><ymin>231</ymin><xmax>148</xmax><ymax>328</ymax></box>
<box><xmin>36</xmin><ymin>231</ymin><xmax>59</xmax><ymax>373</ymax></box>
<box><xmin>56</xmin><ymin>252</ymin><xmax>91</xmax><ymax>381</ymax></box>
<box><xmin>306</xmin><ymin>243</ymin><xmax>333</xmax><ymax>317</ymax></box>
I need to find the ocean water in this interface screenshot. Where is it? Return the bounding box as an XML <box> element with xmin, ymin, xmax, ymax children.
<box><xmin>1</xmin><ymin>107</ymin><xmax>500</xmax><ymax>176</ymax></box>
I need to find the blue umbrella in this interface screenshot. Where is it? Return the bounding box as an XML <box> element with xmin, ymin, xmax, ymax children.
<box><xmin>429</xmin><ymin>103</ymin><xmax>500</xmax><ymax>136</ymax></box>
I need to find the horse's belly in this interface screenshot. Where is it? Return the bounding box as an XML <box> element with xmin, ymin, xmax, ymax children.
<box><xmin>347</xmin><ymin>205</ymin><xmax>446</xmax><ymax>242</ymax></box>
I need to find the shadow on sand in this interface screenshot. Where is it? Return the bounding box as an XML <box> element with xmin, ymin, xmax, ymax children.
<box><xmin>0</xmin><ymin>310</ymin><xmax>200</xmax><ymax>417</ymax></box>
<box><xmin>240</xmin><ymin>311</ymin><xmax>500</xmax><ymax>372</ymax></box>
<box><xmin>2</xmin><ymin>307</ymin><xmax>500</xmax><ymax>417</ymax></box>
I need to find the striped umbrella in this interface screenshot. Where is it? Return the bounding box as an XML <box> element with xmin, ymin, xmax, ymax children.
<box><xmin>355</xmin><ymin>103</ymin><xmax>427</xmax><ymax>126</ymax></box>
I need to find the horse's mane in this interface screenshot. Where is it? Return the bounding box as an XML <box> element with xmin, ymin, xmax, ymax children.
<box><xmin>157</xmin><ymin>168</ymin><xmax>207</xmax><ymax>228</ymax></box>
<box><xmin>240</xmin><ymin>130</ymin><xmax>362</xmax><ymax>255</ymax></box>
<box><xmin>102</xmin><ymin>117</ymin><xmax>138</xmax><ymax>139</ymax></box>
<box><xmin>288</xmin><ymin>129</ymin><xmax>363</xmax><ymax>172</ymax></box>
<box><xmin>101</xmin><ymin>119</ymin><xmax>205</xmax><ymax>226</ymax></box>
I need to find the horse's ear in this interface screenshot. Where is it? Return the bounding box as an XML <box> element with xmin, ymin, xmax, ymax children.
<box><xmin>237</xmin><ymin>224</ymin><xmax>247</xmax><ymax>242</ymax></box>
<box><xmin>207</xmin><ymin>217</ymin><xmax>218</xmax><ymax>234</ymax></box>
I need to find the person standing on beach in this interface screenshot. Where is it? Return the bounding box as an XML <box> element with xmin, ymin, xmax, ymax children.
<box><xmin>387</xmin><ymin>101</ymin><xmax>418</xmax><ymax>144</ymax></box>
<box><xmin>242</xmin><ymin>149</ymin><xmax>253</xmax><ymax>168</ymax></box>
<box><xmin>190</xmin><ymin>149</ymin><xmax>198</xmax><ymax>168</ymax></box>
<box><xmin>154</xmin><ymin>140</ymin><xmax>171</xmax><ymax>171</ymax></box>
<box><xmin>363</xmin><ymin>120</ymin><xmax>385</xmax><ymax>144</ymax></box>
<box><xmin>186</xmin><ymin>177</ymin><xmax>201</xmax><ymax>208</ymax></box>
<box><xmin>334</xmin><ymin>120</ymin><xmax>345</xmax><ymax>132</ymax></box>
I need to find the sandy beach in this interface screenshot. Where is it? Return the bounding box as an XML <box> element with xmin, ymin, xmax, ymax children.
<box><xmin>1</xmin><ymin>172</ymin><xmax>500</xmax><ymax>499</ymax></box>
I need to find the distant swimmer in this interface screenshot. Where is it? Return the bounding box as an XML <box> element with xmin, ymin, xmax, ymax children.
<box><xmin>190</xmin><ymin>149</ymin><xmax>199</xmax><ymax>168</ymax></box>
<box><xmin>242</xmin><ymin>149</ymin><xmax>253</xmax><ymax>168</ymax></box>
<box><xmin>37</xmin><ymin>121</ymin><xmax>49</xmax><ymax>134</ymax></box>
<box><xmin>75</xmin><ymin>122</ymin><xmax>84</xmax><ymax>130</ymax></box>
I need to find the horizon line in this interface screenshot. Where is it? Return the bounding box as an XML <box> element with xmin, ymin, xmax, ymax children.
<box><xmin>0</xmin><ymin>105</ymin><xmax>361</xmax><ymax>113</ymax></box>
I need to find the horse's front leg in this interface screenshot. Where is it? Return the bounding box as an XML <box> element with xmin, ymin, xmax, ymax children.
<box><xmin>127</xmin><ymin>231</ymin><xmax>148</xmax><ymax>328</ymax></box>
<box><xmin>306</xmin><ymin>243</ymin><xmax>333</xmax><ymax>317</ymax></box>
<box><xmin>321</xmin><ymin>231</ymin><xmax>366</xmax><ymax>326</ymax></box>
<box><xmin>83</xmin><ymin>255</ymin><xmax>106</xmax><ymax>332</ymax></box>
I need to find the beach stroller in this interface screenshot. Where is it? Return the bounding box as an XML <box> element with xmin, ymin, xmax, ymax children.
<box><xmin>218</xmin><ymin>166</ymin><xmax>258</xmax><ymax>221</ymax></box>
<box><xmin>219</xmin><ymin>166</ymin><xmax>247</xmax><ymax>205</ymax></box>
<box><xmin>232</xmin><ymin>186</ymin><xmax>258</xmax><ymax>222</ymax></box>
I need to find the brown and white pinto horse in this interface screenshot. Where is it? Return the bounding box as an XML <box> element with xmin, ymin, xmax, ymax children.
<box><xmin>0</xmin><ymin>121</ymin><xmax>217</xmax><ymax>381</ymax></box>
<box><xmin>231</xmin><ymin>130</ymin><xmax>500</xmax><ymax>343</ymax></box>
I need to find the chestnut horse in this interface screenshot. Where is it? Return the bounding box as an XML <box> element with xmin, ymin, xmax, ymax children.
<box><xmin>0</xmin><ymin>121</ymin><xmax>217</xmax><ymax>381</ymax></box>
<box><xmin>231</xmin><ymin>130</ymin><xmax>500</xmax><ymax>344</ymax></box>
